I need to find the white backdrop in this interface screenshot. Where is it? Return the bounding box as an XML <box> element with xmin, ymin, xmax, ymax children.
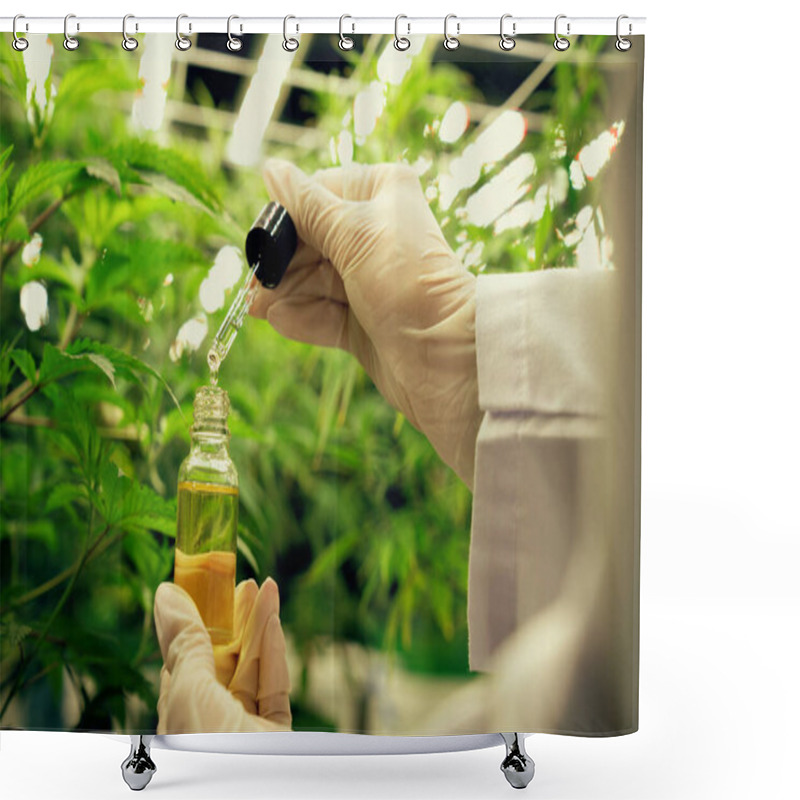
<box><xmin>2</xmin><ymin>1</ymin><xmax>799</xmax><ymax>799</ymax></box>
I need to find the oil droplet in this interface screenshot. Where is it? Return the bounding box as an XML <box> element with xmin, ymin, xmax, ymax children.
<box><xmin>207</xmin><ymin>347</ymin><xmax>221</xmax><ymax>386</ymax></box>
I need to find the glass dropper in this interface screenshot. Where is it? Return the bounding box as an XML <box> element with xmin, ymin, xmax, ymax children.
<box><xmin>207</xmin><ymin>261</ymin><xmax>259</xmax><ymax>384</ymax></box>
<box><xmin>206</xmin><ymin>201</ymin><xmax>298</xmax><ymax>384</ymax></box>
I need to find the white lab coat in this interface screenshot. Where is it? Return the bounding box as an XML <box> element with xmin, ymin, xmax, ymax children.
<box><xmin>422</xmin><ymin>268</ymin><xmax>639</xmax><ymax>736</ymax></box>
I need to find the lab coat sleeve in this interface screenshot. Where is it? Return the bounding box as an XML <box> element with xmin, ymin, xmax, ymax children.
<box><xmin>466</xmin><ymin>268</ymin><xmax>637</xmax><ymax>734</ymax></box>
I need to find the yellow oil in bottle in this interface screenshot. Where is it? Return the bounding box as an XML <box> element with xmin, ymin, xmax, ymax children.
<box><xmin>175</xmin><ymin>481</ymin><xmax>238</xmax><ymax>644</ymax></box>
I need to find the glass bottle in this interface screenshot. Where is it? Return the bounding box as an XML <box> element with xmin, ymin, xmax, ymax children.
<box><xmin>174</xmin><ymin>385</ymin><xmax>238</xmax><ymax>645</ymax></box>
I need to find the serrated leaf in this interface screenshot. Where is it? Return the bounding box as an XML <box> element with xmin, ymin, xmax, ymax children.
<box><xmin>8</xmin><ymin>161</ymin><xmax>85</xmax><ymax>222</ymax></box>
<box><xmin>0</xmin><ymin>618</ymin><xmax>33</xmax><ymax>648</ymax></box>
<box><xmin>84</xmin><ymin>353</ymin><xmax>116</xmax><ymax>388</ymax></box>
<box><xmin>44</xmin><ymin>483</ymin><xmax>87</xmax><ymax>514</ymax></box>
<box><xmin>0</xmin><ymin>144</ymin><xmax>13</xmax><ymax>174</ymax></box>
<box><xmin>10</xmin><ymin>349</ymin><xmax>37</xmax><ymax>384</ymax></box>
<box><xmin>53</xmin><ymin>59</ymin><xmax>141</xmax><ymax>111</ymax></box>
<box><xmin>39</xmin><ymin>343</ymin><xmax>115</xmax><ymax>388</ymax></box>
<box><xmin>4</xmin><ymin>214</ymin><xmax>29</xmax><ymax>242</ymax></box>
<box><xmin>67</xmin><ymin>339</ymin><xmax>182</xmax><ymax>413</ymax></box>
<box><xmin>96</xmin><ymin>460</ymin><xmax>176</xmax><ymax>535</ymax></box>
<box><xmin>85</xmin><ymin>159</ymin><xmax>121</xmax><ymax>196</ymax></box>
<box><xmin>109</xmin><ymin>140</ymin><xmax>221</xmax><ymax>213</ymax></box>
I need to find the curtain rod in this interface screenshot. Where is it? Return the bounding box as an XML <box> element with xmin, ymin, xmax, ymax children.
<box><xmin>0</xmin><ymin>16</ymin><xmax>646</xmax><ymax>37</ymax></box>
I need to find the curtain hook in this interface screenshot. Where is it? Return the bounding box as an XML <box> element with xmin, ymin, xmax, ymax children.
<box><xmin>63</xmin><ymin>13</ymin><xmax>79</xmax><ymax>51</ymax></box>
<box><xmin>227</xmin><ymin>15</ymin><xmax>243</xmax><ymax>52</ymax></box>
<box><xmin>175</xmin><ymin>14</ymin><xmax>192</xmax><ymax>51</ymax></box>
<box><xmin>499</xmin><ymin>14</ymin><xmax>515</xmax><ymax>51</ymax></box>
<box><xmin>554</xmin><ymin>14</ymin><xmax>570</xmax><ymax>51</ymax></box>
<box><xmin>122</xmin><ymin>14</ymin><xmax>138</xmax><ymax>51</ymax></box>
<box><xmin>12</xmin><ymin>15</ymin><xmax>29</xmax><ymax>51</ymax></box>
<box><xmin>443</xmin><ymin>14</ymin><xmax>460</xmax><ymax>51</ymax></box>
<box><xmin>339</xmin><ymin>15</ymin><xmax>355</xmax><ymax>51</ymax></box>
<box><xmin>283</xmin><ymin>15</ymin><xmax>299</xmax><ymax>52</ymax></box>
<box><xmin>394</xmin><ymin>15</ymin><xmax>411</xmax><ymax>51</ymax></box>
<box><xmin>616</xmin><ymin>15</ymin><xmax>632</xmax><ymax>51</ymax></box>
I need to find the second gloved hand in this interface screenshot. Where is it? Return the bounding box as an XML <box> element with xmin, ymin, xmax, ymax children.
<box><xmin>250</xmin><ymin>160</ymin><xmax>481</xmax><ymax>489</ymax></box>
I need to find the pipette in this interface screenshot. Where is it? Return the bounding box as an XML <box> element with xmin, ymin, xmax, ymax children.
<box><xmin>207</xmin><ymin>202</ymin><xmax>297</xmax><ymax>383</ymax></box>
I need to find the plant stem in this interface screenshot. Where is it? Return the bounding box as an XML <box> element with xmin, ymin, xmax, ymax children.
<box><xmin>0</xmin><ymin>196</ymin><xmax>68</xmax><ymax>274</ymax></box>
<box><xmin>1</xmin><ymin>530</ymin><xmax>121</xmax><ymax>614</ymax></box>
<box><xmin>0</xmin><ymin>514</ymin><xmax>109</xmax><ymax>722</ymax></box>
<box><xmin>0</xmin><ymin>383</ymin><xmax>39</xmax><ymax>423</ymax></box>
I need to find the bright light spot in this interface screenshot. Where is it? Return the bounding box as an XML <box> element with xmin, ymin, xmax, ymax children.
<box><xmin>131</xmin><ymin>34</ymin><xmax>173</xmax><ymax>133</ymax></box>
<box><xmin>353</xmin><ymin>81</ymin><xmax>386</xmax><ymax>141</ymax></box>
<box><xmin>438</xmin><ymin>110</ymin><xmax>527</xmax><ymax>209</ymax></box>
<box><xmin>20</xmin><ymin>281</ymin><xmax>49</xmax><ymax>331</ymax></box>
<box><xmin>425</xmin><ymin>185</ymin><xmax>438</xmax><ymax>202</ymax></box>
<box><xmin>376</xmin><ymin>36</ymin><xmax>423</xmax><ymax>85</ymax></box>
<box><xmin>337</xmin><ymin>130</ymin><xmax>354</xmax><ymax>166</ymax></box>
<box><xmin>170</xmin><ymin>314</ymin><xmax>208</xmax><ymax>361</ymax></box>
<box><xmin>456</xmin><ymin>241</ymin><xmax>485</xmax><ymax>269</ymax></box>
<box><xmin>163</xmin><ymin>273</ymin><xmax>174</xmax><ymax>286</ymax></box>
<box><xmin>494</xmin><ymin>199</ymin><xmax>539</xmax><ymax>234</ymax></box>
<box><xmin>527</xmin><ymin>247</ymin><xmax>536</xmax><ymax>262</ymax></box>
<box><xmin>227</xmin><ymin>36</ymin><xmax>296</xmax><ymax>167</ymax></box>
<box><xmin>464</xmin><ymin>153</ymin><xmax>535</xmax><ymax>227</ymax></box>
<box><xmin>137</xmin><ymin>297</ymin><xmax>154</xmax><ymax>322</ymax></box>
<box><xmin>21</xmin><ymin>233</ymin><xmax>43</xmax><ymax>267</ymax></box>
<box><xmin>550</xmin><ymin>124</ymin><xmax>567</xmax><ymax>160</ymax></box>
<box><xmin>439</xmin><ymin>101</ymin><xmax>469</xmax><ymax>144</ymax></box>
<box><xmin>411</xmin><ymin>155</ymin><xmax>432</xmax><ymax>176</ymax></box>
<box><xmin>199</xmin><ymin>246</ymin><xmax>244</xmax><ymax>314</ymax></box>
<box><xmin>550</xmin><ymin>168</ymin><xmax>569</xmax><ymax>204</ymax></box>
<box><xmin>22</xmin><ymin>35</ymin><xmax>54</xmax><ymax>119</ymax></box>
<box><xmin>570</xmin><ymin>120</ymin><xmax>626</xmax><ymax>190</ymax></box>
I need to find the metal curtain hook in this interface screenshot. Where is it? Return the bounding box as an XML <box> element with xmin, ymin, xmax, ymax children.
<box><xmin>443</xmin><ymin>14</ymin><xmax>460</xmax><ymax>50</ymax></box>
<box><xmin>175</xmin><ymin>14</ymin><xmax>191</xmax><ymax>51</ymax></box>
<box><xmin>616</xmin><ymin>14</ymin><xmax>632</xmax><ymax>51</ymax></box>
<box><xmin>122</xmin><ymin>15</ymin><xmax>138</xmax><ymax>51</ymax></box>
<box><xmin>394</xmin><ymin>15</ymin><xmax>410</xmax><ymax>51</ymax></box>
<box><xmin>499</xmin><ymin>14</ymin><xmax>515</xmax><ymax>51</ymax></box>
<box><xmin>227</xmin><ymin>15</ymin><xmax>242</xmax><ymax>52</ymax></box>
<box><xmin>12</xmin><ymin>15</ymin><xmax>29</xmax><ymax>51</ymax></box>
<box><xmin>554</xmin><ymin>14</ymin><xmax>570</xmax><ymax>51</ymax></box>
<box><xmin>64</xmin><ymin>13</ymin><xmax>79</xmax><ymax>51</ymax></box>
<box><xmin>339</xmin><ymin>15</ymin><xmax>355</xmax><ymax>50</ymax></box>
<box><xmin>283</xmin><ymin>15</ymin><xmax>299</xmax><ymax>52</ymax></box>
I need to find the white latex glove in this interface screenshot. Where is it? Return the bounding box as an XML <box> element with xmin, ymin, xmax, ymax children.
<box><xmin>154</xmin><ymin>578</ymin><xmax>291</xmax><ymax>733</ymax></box>
<box><xmin>250</xmin><ymin>159</ymin><xmax>482</xmax><ymax>489</ymax></box>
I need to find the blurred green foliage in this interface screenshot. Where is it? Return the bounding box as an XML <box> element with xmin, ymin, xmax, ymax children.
<box><xmin>1</xmin><ymin>32</ymin><xmax>615</xmax><ymax>732</ymax></box>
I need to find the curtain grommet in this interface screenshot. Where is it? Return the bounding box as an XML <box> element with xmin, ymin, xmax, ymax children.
<box><xmin>175</xmin><ymin>14</ymin><xmax>192</xmax><ymax>51</ymax></box>
<box><xmin>444</xmin><ymin>14</ymin><xmax>460</xmax><ymax>51</ymax></box>
<box><xmin>615</xmin><ymin>15</ymin><xmax>632</xmax><ymax>51</ymax></box>
<box><xmin>283</xmin><ymin>15</ymin><xmax>299</xmax><ymax>52</ymax></box>
<box><xmin>394</xmin><ymin>15</ymin><xmax>411</xmax><ymax>51</ymax></box>
<box><xmin>499</xmin><ymin>14</ymin><xmax>515</xmax><ymax>51</ymax></box>
<box><xmin>339</xmin><ymin>14</ymin><xmax>355</xmax><ymax>51</ymax></box>
<box><xmin>227</xmin><ymin>15</ymin><xmax>243</xmax><ymax>52</ymax></box>
<box><xmin>554</xmin><ymin>14</ymin><xmax>570</xmax><ymax>51</ymax></box>
<box><xmin>63</xmin><ymin>13</ymin><xmax>79</xmax><ymax>51</ymax></box>
<box><xmin>122</xmin><ymin>14</ymin><xmax>138</xmax><ymax>51</ymax></box>
<box><xmin>12</xmin><ymin>15</ymin><xmax>29</xmax><ymax>51</ymax></box>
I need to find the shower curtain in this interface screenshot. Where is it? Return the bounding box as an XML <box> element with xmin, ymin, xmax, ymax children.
<box><xmin>0</xmin><ymin>26</ymin><xmax>643</xmax><ymax>738</ymax></box>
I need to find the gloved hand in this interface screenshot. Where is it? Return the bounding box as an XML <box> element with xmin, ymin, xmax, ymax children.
<box><xmin>250</xmin><ymin>159</ymin><xmax>482</xmax><ymax>489</ymax></box>
<box><xmin>154</xmin><ymin>578</ymin><xmax>291</xmax><ymax>733</ymax></box>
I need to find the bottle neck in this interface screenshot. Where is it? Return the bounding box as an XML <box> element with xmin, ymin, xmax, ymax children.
<box><xmin>190</xmin><ymin>428</ymin><xmax>230</xmax><ymax>455</ymax></box>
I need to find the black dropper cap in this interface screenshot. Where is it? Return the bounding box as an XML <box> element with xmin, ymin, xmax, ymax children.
<box><xmin>245</xmin><ymin>202</ymin><xmax>298</xmax><ymax>289</ymax></box>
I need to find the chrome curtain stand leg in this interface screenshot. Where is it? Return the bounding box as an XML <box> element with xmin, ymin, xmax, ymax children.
<box><xmin>121</xmin><ymin>735</ymin><xmax>156</xmax><ymax>791</ymax></box>
<box><xmin>500</xmin><ymin>733</ymin><xmax>535</xmax><ymax>789</ymax></box>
